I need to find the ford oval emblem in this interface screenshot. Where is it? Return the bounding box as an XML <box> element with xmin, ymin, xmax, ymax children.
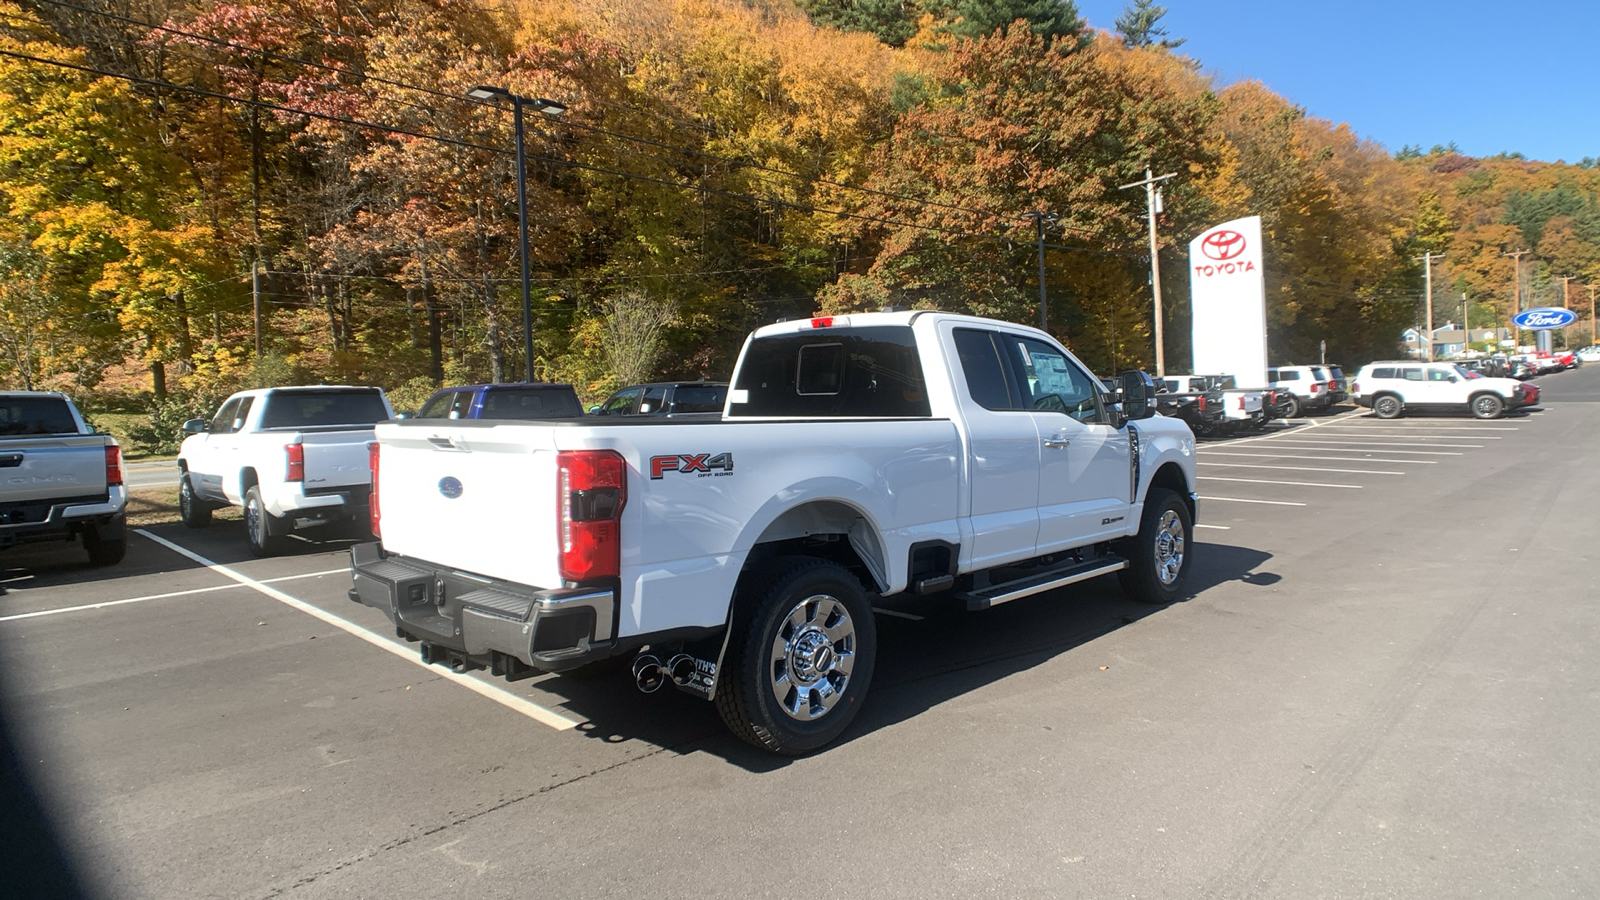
<box><xmin>438</xmin><ymin>476</ymin><xmax>464</xmax><ymax>499</ymax></box>
<box><xmin>1511</xmin><ymin>307</ymin><xmax>1578</xmax><ymax>329</ymax></box>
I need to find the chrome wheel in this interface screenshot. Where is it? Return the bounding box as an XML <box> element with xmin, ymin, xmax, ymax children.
<box><xmin>768</xmin><ymin>593</ymin><xmax>856</xmax><ymax>721</ymax></box>
<box><xmin>246</xmin><ymin>496</ymin><xmax>264</xmax><ymax>543</ymax></box>
<box><xmin>1153</xmin><ymin>510</ymin><xmax>1185</xmax><ymax>586</ymax></box>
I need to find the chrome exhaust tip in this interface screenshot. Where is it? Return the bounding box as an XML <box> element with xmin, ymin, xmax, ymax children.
<box><xmin>632</xmin><ymin>654</ymin><xmax>665</xmax><ymax>693</ymax></box>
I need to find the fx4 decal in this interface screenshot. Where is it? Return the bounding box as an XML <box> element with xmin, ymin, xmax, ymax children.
<box><xmin>650</xmin><ymin>452</ymin><xmax>735</xmax><ymax>480</ymax></box>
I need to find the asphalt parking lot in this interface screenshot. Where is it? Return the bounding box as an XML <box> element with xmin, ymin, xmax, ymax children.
<box><xmin>4</xmin><ymin>368</ymin><xmax>1599</xmax><ymax>899</ymax></box>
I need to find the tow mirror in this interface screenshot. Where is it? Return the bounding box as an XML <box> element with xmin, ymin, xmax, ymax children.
<box><xmin>181</xmin><ymin>418</ymin><xmax>209</xmax><ymax>435</ymax></box>
<box><xmin>1118</xmin><ymin>370</ymin><xmax>1157</xmax><ymax>421</ymax></box>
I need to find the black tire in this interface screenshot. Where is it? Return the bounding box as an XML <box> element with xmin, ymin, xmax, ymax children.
<box><xmin>178</xmin><ymin>472</ymin><xmax>211</xmax><ymax>528</ymax></box>
<box><xmin>84</xmin><ymin>529</ymin><xmax>127</xmax><ymax>567</ymax></box>
<box><xmin>1117</xmin><ymin>489</ymin><xmax>1193</xmax><ymax>604</ymax></box>
<box><xmin>1282</xmin><ymin>395</ymin><xmax>1302</xmax><ymax>418</ymax></box>
<box><xmin>1470</xmin><ymin>392</ymin><xmax>1504</xmax><ymax>420</ymax></box>
<box><xmin>715</xmin><ymin>557</ymin><xmax>877</xmax><ymax>755</ymax></box>
<box><xmin>244</xmin><ymin>485</ymin><xmax>288</xmax><ymax>557</ymax></box>
<box><xmin>1372</xmin><ymin>394</ymin><xmax>1403</xmax><ymax>419</ymax></box>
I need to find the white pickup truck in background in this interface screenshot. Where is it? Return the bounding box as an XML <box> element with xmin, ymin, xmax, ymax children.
<box><xmin>178</xmin><ymin>386</ymin><xmax>393</xmax><ymax>556</ymax></box>
<box><xmin>0</xmin><ymin>391</ymin><xmax>127</xmax><ymax>565</ymax></box>
<box><xmin>350</xmin><ymin>312</ymin><xmax>1198</xmax><ymax>754</ymax></box>
<box><xmin>1162</xmin><ymin>374</ymin><xmax>1267</xmax><ymax>435</ymax></box>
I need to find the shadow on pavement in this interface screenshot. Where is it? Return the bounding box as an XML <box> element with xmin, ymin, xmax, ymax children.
<box><xmin>527</xmin><ymin>541</ymin><xmax>1276</xmax><ymax>770</ymax></box>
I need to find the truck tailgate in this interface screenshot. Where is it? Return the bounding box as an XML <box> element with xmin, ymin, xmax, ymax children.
<box><xmin>296</xmin><ymin>428</ymin><xmax>379</xmax><ymax>490</ymax></box>
<box><xmin>0</xmin><ymin>436</ymin><xmax>109</xmax><ymax>503</ymax></box>
<box><xmin>374</xmin><ymin>423</ymin><xmax>562</xmax><ymax>590</ymax></box>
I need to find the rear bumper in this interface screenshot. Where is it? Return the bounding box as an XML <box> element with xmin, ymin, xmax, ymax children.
<box><xmin>347</xmin><ymin>542</ymin><xmax>616</xmax><ymax>673</ymax></box>
<box><xmin>0</xmin><ymin>486</ymin><xmax>127</xmax><ymax>548</ymax></box>
<box><xmin>271</xmin><ymin>483</ymin><xmax>370</xmax><ymax>522</ymax></box>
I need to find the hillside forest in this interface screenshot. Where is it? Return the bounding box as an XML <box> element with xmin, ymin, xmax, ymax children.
<box><xmin>4</xmin><ymin>0</ymin><xmax>1600</xmax><ymax>444</ymax></box>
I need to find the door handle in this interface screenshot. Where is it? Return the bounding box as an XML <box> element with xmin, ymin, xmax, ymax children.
<box><xmin>1043</xmin><ymin>438</ymin><xmax>1071</xmax><ymax>449</ymax></box>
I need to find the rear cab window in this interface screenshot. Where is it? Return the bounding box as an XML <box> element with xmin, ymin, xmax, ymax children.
<box><xmin>0</xmin><ymin>397</ymin><xmax>80</xmax><ymax>436</ymax></box>
<box><xmin>729</xmin><ymin>326</ymin><xmax>930</xmax><ymax>418</ymax></box>
<box><xmin>671</xmin><ymin>385</ymin><xmax>726</xmax><ymax>413</ymax></box>
<box><xmin>480</xmin><ymin>388</ymin><xmax>582</xmax><ymax>419</ymax></box>
<box><xmin>259</xmin><ymin>389</ymin><xmax>389</xmax><ymax>429</ymax></box>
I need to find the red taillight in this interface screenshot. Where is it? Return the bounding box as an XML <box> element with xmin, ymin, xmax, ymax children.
<box><xmin>1238</xmin><ymin>396</ymin><xmax>1246</xmax><ymax>410</ymax></box>
<box><xmin>285</xmin><ymin>442</ymin><xmax>305</xmax><ymax>482</ymax></box>
<box><xmin>104</xmin><ymin>445</ymin><xmax>123</xmax><ymax>487</ymax></box>
<box><xmin>368</xmin><ymin>441</ymin><xmax>381</xmax><ymax>538</ymax></box>
<box><xmin>558</xmin><ymin>450</ymin><xmax>627</xmax><ymax>582</ymax></box>
<box><xmin>1351</xmin><ymin>382</ymin><xmax>1360</xmax><ymax>393</ymax></box>
<box><xmin>1310</xmin><ymin>382</ymin><xmax>1322</xmax><ymax>393</ymax></box>
<box><xmin>1328</xmin><ymin>381</ymin><xmax>1338</xmax><ymax>390</ymax></box>
<box><xmin>1197</xmin><ymin>396</ymin><xmax>1206</xmax><ymax>411</ymax></box>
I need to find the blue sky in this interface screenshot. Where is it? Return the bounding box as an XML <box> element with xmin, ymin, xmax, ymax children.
<box><xmin>1073</xmin><ymin>0</ymin><xmax>1600</xmax><ymax>164</ymax></box>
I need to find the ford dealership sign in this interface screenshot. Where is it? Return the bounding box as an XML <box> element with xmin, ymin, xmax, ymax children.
<box><xmin>1512</xmin><ymin>307</ymin><xmax>1578</xmax><ymax>329</ymax></box>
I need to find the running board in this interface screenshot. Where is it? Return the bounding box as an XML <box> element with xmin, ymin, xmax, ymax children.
<box><xmin>958</xmin><ymin>558</ymin><xmax>1127</xmax><ymax>611</ymax></box>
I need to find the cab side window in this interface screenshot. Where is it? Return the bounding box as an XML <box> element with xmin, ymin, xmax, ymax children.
<box><xmin>210</xmin><ymin>398</ymin><xmax>241</xmax><ymax>434</ymax></box>
<box><xmin>597</xmin><ymin>389</ymin><xmax>641</xmax><ymax>416</ymax></box>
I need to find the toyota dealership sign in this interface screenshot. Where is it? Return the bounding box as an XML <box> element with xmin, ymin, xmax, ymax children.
<box><xmin>1189</xmin><ymin>216</ymin><xmax>1267</xmax><ymax>387</ymax></box>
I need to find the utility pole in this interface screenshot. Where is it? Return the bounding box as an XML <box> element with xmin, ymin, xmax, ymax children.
<box><xmin>1415</xmin><ymin>251</ymin><xmax>1443</xmax><ymax>361</ymax></box>
<box><xmin>1022</xmin><ymin>211</ymin><xmax>1058</xmax><ymax>330</ymax></box>
<box><xmin>1558</xmin><ymin>274</ymin><xmax>1574</xmax><ymax>350</ymax></box>
<box><xmin>1119</xmin><ymin>167</ymin><xmax>1177</xmax><ymax>375</ymax></box>
<box><xmin>1461</xmin><ymin>293</ymin><xmax>1468</xmax><ymax>356</ymax></box>
<box><xmin>1590</xmin><ymin>284</ymin><xmax>1597</xmax><ymax>346</ymax></box>
<box><xmin>251</xmin><ymin>258</ymin><xmax>263</xmax><ymax>362</ymax></box>
<box><xmin>1503</xmin><ymin>249</ymin><xmax>1529</xmax><ymax>350</ymax></box>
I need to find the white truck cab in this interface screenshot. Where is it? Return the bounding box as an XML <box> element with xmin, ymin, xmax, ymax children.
<box><xmin>350</xmin><ymin>312</ymin><xmax>1198</xmax><ymax>754</ymax></box>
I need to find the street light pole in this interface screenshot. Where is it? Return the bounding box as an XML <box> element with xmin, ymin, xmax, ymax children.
<box><xmin>467</xmin><ymin>86</ymin><xmax>567</xmax><ymax>383</ymax></box>
<box><xmin>1119</xmin><ymin>167</ymin><xmax>1176</xmax><ymax>376</ymax></box>
<box><xmin>1023</xmin><ymin>211</ymin><xmax>1058</xmax><ymax>330</ymax></box>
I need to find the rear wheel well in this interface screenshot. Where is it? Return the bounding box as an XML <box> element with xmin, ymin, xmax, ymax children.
<box><xmin>739</xmin><ymin>500</ymin><xmax>884</xmax><ymax>595</ymax></box>
<box><xmin>239</xmin><ymin>467</ymin><xmax>258</xmax><ymax>491</ymax></box>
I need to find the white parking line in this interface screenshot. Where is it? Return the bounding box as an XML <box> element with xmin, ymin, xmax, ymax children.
<box><xmin>1199</xmin><ymin>496</ymin><xmax>1308</xmax><ymax>507</ymax></box>
<box><xmin>1197</xmin><ymin>451</ymin><xmax>1438</xmax><ymax>464</ymax></box>
<box><xmin>1197</xmin><ymin>462</ymin><xmax>1404</xmax><ymax>475</ymax></box>
<box><xmin>1272</xmin><ymin>438</ymin><xmax>1483</xmax><ymax>449</ymax></box>
<box><xmin>1318</xmin><ymin>430</ymin><xmax>1503</xmax><ymax>439</ymax></box>
<box><xmin>1198</xmin><ymin>476</ymin><xmax>1361</xmax><ymax>489</ymax></box>
<box><xmin>1195</xmin><ymin>524</ymin><xmax>1231</xmax><ymax>530</ymax></box>
<box><xmin>134</xmin><ymin>530</ymin><xmax>581</xmax><ymax>732</ymax></box>
<box><xmin>1266</xmin><ymin>442</ymin><xmax>1466</xmax><ymax>454</ymax></box>
<box><xmin>0</xmin><ymin>569</ymin><xmax>349</xmax><ymax>623</ymax></box>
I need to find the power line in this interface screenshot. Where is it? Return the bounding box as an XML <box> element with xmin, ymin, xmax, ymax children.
<box><xmin>2</xmin><ymin>46</ymin><xmax>1140</xmax><ymax>262</ymax></box>
<box><xmin>29</xmin><ymin>0</ymin><xmax>1113</xmax><ymax>239</ymax></box>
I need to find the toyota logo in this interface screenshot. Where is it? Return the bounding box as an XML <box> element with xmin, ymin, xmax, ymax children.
<box><xmin>1200</xmin><ymin>229</ymin><xmax>1247</xmax><ymax>261</ymax></box>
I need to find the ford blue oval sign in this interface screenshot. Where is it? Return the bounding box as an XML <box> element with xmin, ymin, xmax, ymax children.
<box><xmin>438</xmin><ymin>476</ymin><xmax>463</xmax><ymax>499</ymax></box>
<box><xmin>1512</xmin><ymin>307</ymin><xmax>1578</xmax><ymax>329</ymax></box>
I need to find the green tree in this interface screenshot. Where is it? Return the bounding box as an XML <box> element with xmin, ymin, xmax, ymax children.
<box><xmin>1113</xmin><ymin>0</ymin><xmax>1183</xmax><ymax>49</ymax></box>
<box><xmin>797</xmin><ymin>0</ymin><xmax>919</xmax><ymax>46</ymax></box>
<box><xmin>930</xmin><ymin>0</ymin><xmax>1086</xmax><ymax>45</ymax></box>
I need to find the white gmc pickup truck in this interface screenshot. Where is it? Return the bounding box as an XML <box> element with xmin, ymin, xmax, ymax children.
<box><xmin>350</xmin><ymin>312</ymin><xmax>1198</xmax><ymax>754</ymax></box>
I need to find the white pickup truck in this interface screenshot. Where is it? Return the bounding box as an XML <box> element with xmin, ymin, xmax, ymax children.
<box><xmin>0</xmin><ymin>392</ymin><xmax>127</xmax><ymax>565</ymax></box>
<box><xmin>350</xmin><ymin>312</ymin><xmax>1198</xmax><ymax>754</ymax></box>
<box><xmin>178</xmin><ymin>386</ymin><xmax>393</xmax><ymax>555</ymax></box>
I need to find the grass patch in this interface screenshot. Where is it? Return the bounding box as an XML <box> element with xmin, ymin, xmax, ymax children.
<box><xmin>127</xmin><ymin>487</ymin><xmax>242</xmax><ymax>528</ymax></box>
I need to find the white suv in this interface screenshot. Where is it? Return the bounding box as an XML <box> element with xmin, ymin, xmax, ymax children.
<box><xmin>1267</xmin><ymin>365</ymin><xmax>1335</xmax><ymax>418</ymax></box>
<box><xmin>1350</xmin><ymin>361</ymin><xmax>1533</xmax><ymax>420</ymax></box>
